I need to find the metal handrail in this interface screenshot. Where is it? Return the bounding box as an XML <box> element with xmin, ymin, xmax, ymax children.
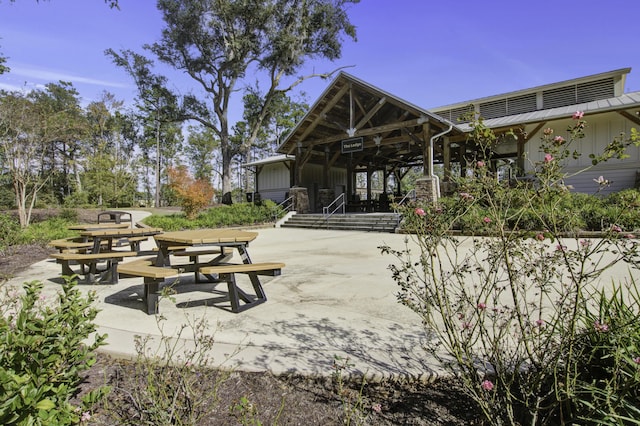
<box><xmin>395</xmin><ymin>189</ymin><xmax>416</xmax><ymax>206</ymax></box>
<box><xmin>273</xmin><ymin>196</ymin><xmax>294</xmax><ymax>220</ymax></box>
<box><xmin>392</xmin><ymin>189</ymin><xmax>416</xmax><ymax>228</ymax></box>
<box><xmin>322</xmin><ymin>193</ymin><xmax>346</xmax><ymax>219</ymax></box>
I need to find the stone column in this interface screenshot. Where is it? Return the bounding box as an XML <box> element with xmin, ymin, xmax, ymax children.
<box><xmin>415</xmin><ymin>177</ymin><xmax>439</xmax><ymax>204</ymax></box>
<box><xmin>290</xmin><ymin>187</ymin><xmax>310</xmax><ymax>214</ymax></box>
<box><xmin>318</xmin><ymin>188</ymin><xmax>335</xmax><ymax>212</ymax></box>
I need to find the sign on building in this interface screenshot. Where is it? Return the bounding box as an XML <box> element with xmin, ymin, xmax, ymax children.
<box><xmin>341</xmin><ymin>137</ymin><xmax>363</xmax><ymax>154</ymax></box>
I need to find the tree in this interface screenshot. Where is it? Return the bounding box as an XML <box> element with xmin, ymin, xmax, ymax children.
<box><xmin>167</xmin><ymin>165</ymin><xmax>214</xmax><ymax>219</ymax></box>
<box><xmin>82</xmin><ymin>93</ymin><xmax>138</xmax><ymax>207</ymax></box>
<box><xmin>241</xmin><ymin>90</ymin><xmax>308</xmax><ymax>157</ymax></box>
<box><xmin>184</xmin><ymin>124</ymin><xmax>218</xmax><ymax>181</ymax></box>
<box><xmin>145</xmin><ymin>0</ymin><xmax>357</xmax><ymax>204</ymax></box>
<box><xmin>106</xmin><ymin>48</ymin><xmax>183</xmax><ymax>207</ymax></box>
<box><xmin>0</xmin><ymin>83</ymin><xmax>86</xmax><ymax>226</ymax></box>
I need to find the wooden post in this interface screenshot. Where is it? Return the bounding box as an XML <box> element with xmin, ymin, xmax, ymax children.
<box><xmin>422</xmin><ymin>122</ymin><xmax>431</xmax><ymax>176</ymax></box>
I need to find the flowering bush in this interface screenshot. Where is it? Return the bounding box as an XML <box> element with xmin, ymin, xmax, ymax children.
<box><xmin>167</xmin><ymin>165</ymin><xmax>215</xmax><ymax>219</ymax></box>
<box><xmin>382</xmin><ymin>115</ymin><xmax>640</xmax><ymax>425</ymax></box>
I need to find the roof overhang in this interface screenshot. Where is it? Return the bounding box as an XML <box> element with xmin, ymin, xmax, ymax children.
<box><xmin>276</xmin><ymin>71</ymin><xmax>463</xmax><ymax>170</ymax></box>
<box><xmin>243</xmin><ymin>154</ymin><xmax>295</xmax><ymax>167</ymax></box>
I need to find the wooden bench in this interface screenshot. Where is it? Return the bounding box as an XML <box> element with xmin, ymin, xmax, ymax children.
<box><xmin>199</xmin><ymin>262</ymin><xmax>285</xmax><ymax>313</ymax></box>
<box><xmin>123</xmin><ymin>236</ymin><xmax>148</xmax><ymax>252</ymax></box>
<box><xmin>118</xmin><ymin>257</ymin><xmax>181</xmax><ymax>314</ymax></box>
<box><xmin>50</xmin><ymin>251</ymin><xmax>137</xmax><ymax>284</ymax></box>
<box><xmin>49</xmin><ymin>238</ymin><xmax>108</xmax><ymax>253</ymax></box>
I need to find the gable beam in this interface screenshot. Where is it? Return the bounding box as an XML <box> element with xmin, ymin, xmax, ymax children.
<box><xmin>618</xmin><ymin>110</ymin><xmax>640</xmax><ymax>127</ymax></box>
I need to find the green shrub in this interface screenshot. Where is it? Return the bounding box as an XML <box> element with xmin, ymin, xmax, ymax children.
<box><xmin>0</xmin><ymin>280</ymin><xmax>109</xmax><ymax>425</ymax></box>
<box><xmin>143</xmin><ymin>201</ymin><xmax>279</xmax><ymax>231</ymax></box>
<box><xmin>568</xmin><ymin>283</ymin><xmax>640</xmax><ymax>424</ymax></box>
<box><xmin>0</xmin><ymin>214</ymin><xmax>21</xmax><ymax>253</ymax></box>
<box><xmin>18</xmin><ymin>217</ymin><xmax>75</xmax><ymax>245</ymax></box>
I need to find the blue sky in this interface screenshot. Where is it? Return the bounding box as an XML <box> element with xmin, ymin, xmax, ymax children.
<box><xmin>1</xmin><ymin>0</ymin><xmax>639</xmax><ymax>123</ymax></box>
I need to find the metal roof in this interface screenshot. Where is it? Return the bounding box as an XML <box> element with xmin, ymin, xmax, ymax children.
<box><xmin>243</xmin><ymin>154</ymin><xmax>295</xmax><ymax>167</ymax></box>
<box><xmin>455</xmin><ymin>91</ymin><xmax>640</xmax><ymax>132</ymax></box>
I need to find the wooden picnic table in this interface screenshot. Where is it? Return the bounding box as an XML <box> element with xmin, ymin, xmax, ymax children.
<box><xmin>50</xmin><ymin>226</ymin><xmax>164</xmax><ymax>285</ymax></box>
<box><xmin>119</xmin><ymin>228</ymin><xmax>283</xmax><ymax>314</ymax></box>
<box><xmin>80</xmin><ymin>226</ymin><xmax>164</xmax><ymax>253</ymax></box>
<box><xmin>153</xmin><ymin>229</ymin><xmax>258</xmax><ymax>267</ymax></box>
<box><xmin>68</xmin><ymin>222</ymin><xmax>130</xmax><ymax>231</ymax></box>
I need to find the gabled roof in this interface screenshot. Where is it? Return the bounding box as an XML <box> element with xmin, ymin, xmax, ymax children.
<box><xmin>276</xmin><ymin>72</ymin><xmax>461</xmax><ymax>169</ymax></box>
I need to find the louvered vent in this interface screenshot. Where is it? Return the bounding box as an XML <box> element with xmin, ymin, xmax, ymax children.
<box><xmin>577</xmin><ymin>78</ymin><xmax>614</xmax><ymax>103</ymax></box>
<box><xmin>543</xmin><ymin>78</ymin><xmax>614</xmax><ymax>109</ymax></box>
<box><xmin>479</xmin><ymin>100</ymin><xmax>507</xmax><ymax>119</ymax></box>
<box><xmin>506</xmin><ymin>93</ymin><xmax>537</xmax><ymax>114</ymax></box>
<box><xmin>435</xmin><ymin>105</ymin><xmax>475</xmax><ymax>123</ymax></box>
<box><xmin>542</xmin><ymin>86</ymin><xmax>576</xmax><ymax>109</ymax></box>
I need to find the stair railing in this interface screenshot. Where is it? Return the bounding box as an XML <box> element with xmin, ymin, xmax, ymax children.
<box><xmin>395</xmin><ymin>188</ymin><xmax>416</xmax><ymax>206</ymax></box>
<box><xmin>273</xmin><ymin>196</ymin><xmax>294</xmax><ymax>220</ymax></box>
<box><xmin>392</xmin><ymin>189</ymin><xmax>416</xmax><ymax>228</ymax></box>
<box><xmin>323</xmin><ymin>193</ymin><xmax>346</xmax><ymax>220</ymax></box>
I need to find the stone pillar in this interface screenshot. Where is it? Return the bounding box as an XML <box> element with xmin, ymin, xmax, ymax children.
<box><xmin>415</xmin><ymin>177</ymin><xmax>439</xmax><ymax>204</ymax></box>
<box><xmin>318</xmin><ymin>188</ymin><xmax>335</xmax><ymax>211</ymax></box>
<box><xmin>290</xmin><ymin>187</ymin><xmax>310</xmax><ymax>214</ymax></box>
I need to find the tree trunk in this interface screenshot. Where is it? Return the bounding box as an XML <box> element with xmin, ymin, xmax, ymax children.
<box><xmin>155</xmin><ymin>119</ymin><xmax>161</xmax><ymax>208</ymax></box>
<box><xmin>220</xmin><ymin>141</ymin><xmax>233</xmax><ymax>205</ymax></box>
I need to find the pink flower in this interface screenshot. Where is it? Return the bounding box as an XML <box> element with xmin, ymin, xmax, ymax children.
<box><xmin>633</xmin><ymin>357</ymin><xmax>640</xmax><ymax>364</ymax></box>
<box><xmin>461</xmin><ymin>321</ymin><xmax>472</xmax><ymax>330</ymax></box>
<box><xmin>625</xmin><ymin>234</ymin><xmax>635</xmax><ymax>239</ymax></box>
<box><xmin>543</xmin><ymin>128</ymin><xmax>554</xmax><ymax>135</ymax></box>
<box><xmin>460</xmin><ymin>192</ymin><xmax>473</xmax><ymax>201</ymax></box>
<box><xmin>81</xmin><ymin>412</ymin><xmax>91</xmax><ymax>422</ymax></box>
<box><xmin>553</xmin><ymin>136</ymin><xmax>566</xmax><ymax>144</ymax></box>
<box><xmin>544</xmin><ymin>153</ymin><xmax>554</xmax><ymax>163</ymax></box>
<box><xmin>481</xmin><ymin>380</ymin><xmax>494</xmax><ymax>391</ymax></box>
<box><xmin>593</xmin><ymin>175</ymin><xmax>609</xmax><ymax>186</ymax></box>
<box><xmin>611</xmin><ymin>225</ymin><xmax>622</xmax><ymax>233</ymax></box>
<box><xmin>483</xmin><ymin>217</ymin><xmax>492</xmax><ymax>224</ymax></box>
<box><xmin>580</xmin><ymin>239</ymin><xmax>591</xmax><ymax>247</ymax></box>
<box><xmin>555</xmin><ymin>244</ymin><xmax>567</xmax><ymax>252</ymax></box>
<box><xmin>594</xmin><ymin>320</ymin><xmax>609</xmax><ymax>332</ymax></box>
<box><xmin>535</xmin><ymin>233</ymin><xmax>545</xmax><ymax>241</ymax></box>
<box><xmin>535</xmin><ymin>319</ymin><xmax>545</xmax><ymax>327</ymax></box>
<box><xmin>573</xmin><ymin>111</ymin><xmax>584</xmax><ymax>120</ymax></box>
<box><xmin>477</xmin><ymin>302</ymin><xmax>487</xmax><ymax>310</ymax></box>
<box><xmin>372</xmin><ymin>403</ymin><xmax>382</xmax><ymax>413</ymax></box>
<box><xmin>477</xmin><ymin>160</ymin><xmax>485</xmax><ymax>168</ymax></box>
<box><xmin>415</xmin><ymin>208</ymin><xmax>426</xmax><ymax>216</ymax></box>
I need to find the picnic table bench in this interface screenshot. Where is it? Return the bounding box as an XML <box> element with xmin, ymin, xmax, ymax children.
<box><xmin>49</xmin><ymin>237</ymin><xmax>108</xmax><ymax>253</ymax></box>
<box><xmin>118</xmin><ymin>257</ymin><xmax>284</xmax><ymax>314</ymax></box>
<box><xmin>50</xmin><ymin>251</ymin><xmax>138</xmax><ymax>284</ymax></box>
<box><xmin>118</xmin><ymin>257</ymin><xmax>181</xmax><ymax>314</ymax></box>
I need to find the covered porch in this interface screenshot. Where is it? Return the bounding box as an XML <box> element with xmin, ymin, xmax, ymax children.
<box><xmin>276</xmin><ymin>72</ymin><xmax>472</xmax><ymax>213</ymax></box>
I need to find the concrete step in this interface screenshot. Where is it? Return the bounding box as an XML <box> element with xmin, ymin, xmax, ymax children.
<box><xmin>280</xmin><ymin>213</ymin><xmax>399</xmax><ymax>233</ymax></box>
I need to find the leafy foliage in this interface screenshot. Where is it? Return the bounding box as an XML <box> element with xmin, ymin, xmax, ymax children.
<box><xmin>167</xmin><ymin>165</ymin><xmax>215</xmax><ymax>219</ymax></box>
<box><xmin>0</xmin><ymin>280</ymin><xmax>110</xmax><ymax>425</ymax></box>
<box><xmin>143</xmin><ymin>200</ymin><xmax>281</xmax><ymax>231</ymax></box>
<box><xmin>383</xmin><ymin>114</ymin><xmax>640</xmax><ymax>425</ymax></box>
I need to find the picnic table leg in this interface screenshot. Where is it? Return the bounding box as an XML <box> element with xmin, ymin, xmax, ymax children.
<box><xmin>221</xmin><ymin>272</ymin><xmax>266</xmax><ymax>313</ymax></box>
<box><xmin>99</xmin><ymin>260</ymin><xmax>120</xmax><ymax>284</ymax></box>
<box><xmin>60</xmin><ymin>260</ymin><xmax>75</xmax><ymax>276</ymax></box>
<box><xmin>144</xmin><ymin>279</ymin><xmax>160</xmax><ymax>315</ymax></box>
